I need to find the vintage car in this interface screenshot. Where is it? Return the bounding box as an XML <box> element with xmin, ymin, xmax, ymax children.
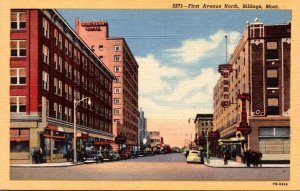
<box><xmin>83</xmin><ymin>150</ymin><xmax>103</xmax><ymax>164</ymax></box>
<box><xmin>186</xmin><ymin>150</ymin><xmax>202</xmax><ymax>163</ymax></box>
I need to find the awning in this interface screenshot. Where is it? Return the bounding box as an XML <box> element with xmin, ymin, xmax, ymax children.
<box><xmin>10</xmin><ymin>136</ymin><xmax>29</xmax><ymax>142</ymax></box>
<box><xmin>94</xmin><ymin>141</ymin><xmax>115</xmax><ymax>145</ymax></box>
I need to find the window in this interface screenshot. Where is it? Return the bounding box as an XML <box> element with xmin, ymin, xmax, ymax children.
<box><xmin>42</xmin><ymin>18</ymin><xmax>49</xmax><ymax>38</ymax></box>
<box><xmin>11</xmin><ymin>12</ymin><xmax>26</xmax><ymax>30</ymax></box>
<box><xmin>45</xmin><ymin>98</ymin><xmax>49</xmax><ymax>117</ymax></box>
<box><xmin>114</xmin><ymin>77</ymin><xmax>120</xmax><ymax>83</ymax></box>
<box><xmin>69</xmin><ymin>108</ymin><xmax>72</xmax><ymax>122</ymax></box>
<box><xmin>114</xmin><ymin>87</ymin><xmax>121</xmax><ymax>93</ymax></box>
<box><xmin>10</xmin><ymin>96</ymin><xmax>26</xmax><ymax>113</ymax></box>
<box><xmin>68</xmin><ymin>43</ymin><xmax>72</xmax><ymax>57</ymax></box>
<box><xmin>54</xmin><ymin>102</ymin><xmax>58</xmax><ymax>118</ymax></box>
<box><xmin>114</xmin><ymin>56</ymin><xmax>121</xmax><ymax>62</ymax></box>
<box><xmin>114</xmin><ymin>66</ymin><xmax>121</xmax><ymax>72</ymax></box>
<box><xmin>58</xmin><ymin>56</ymin><xmax>62</xmax><ymax>72</ymax></box>
<box><xmin>68</xmin><ymin>64</ymin><xmax>72</xmax><ymax>79</ymax></box>
<box><xmin>68</xmin><ymin>86</ymin><xmax>72</xmax><ymax>101</ymax></box>
<box><xmin>54</xmin><ymin>54</ymin><xmax>58</xmax><ymax>70</ymax></box>
<box><xmin>65</xmin><ymin>39</ymin><xmax>69</xmax><ymax>54</ymax></box>
<box><xmin>114</xmin><ymin>98</ymin><xmax>120</xmax><ymax>104</ymax></box>
<box><xmin>43</xmin><ymin>45</ymin><xmax>49</xmax><ymax>64</ymax></box>
<box><xmin>267</xmin><ymin>98</ymin><xmax>279</xmax><ymax>115</ymax></box>
<box><xmin>65</xmin><ymin>107</ymin><xmax>69</xmax><ymax>121</ymax></box>
<box><xmin>54</xmin><ymin>29</ymin><xmax>58</xmax><ymax>46</ymax></box>
<box><xmin>11</xmin><ymin>40</ymin><xmax>26</xmax><ymax>57</ymax></box>
<box><xmin>266</xmin><ymin>69</ymin><xmax>278</xmax><ymax>87</ymax></box>
<box><xmin>65</xmin><ymin>84</ymin><xmax>69</xmax><ymax>100</ymax></box>
<box><xmin>54</xmin><ymin>78</ymin><xmax>62</xmax><ymax>96</ymax></box>
<box><xmin>266</xmin><ymin>41</ymin><xmax>278</xmax><ymax>60</ymax></box>
<box><xmin>114</xmin><ymin>45</ymin><xmax>121</xmax><ymax>51</ymax></box>
<box><xmin>42</xmin><ymin>71</ymin><xmax>49</xmax><ymax>90</ymax></box>
<box><xmin>64</xmin><ymin>62</ymin><xmax>68</xmax><ymax>77</ymax></box>
<box><xmin>58</xmin><ymin>104</ymin><xmax>62</xmax><ymax>120</ymax></box>
<box><xmin>99</xmin><ymin>45</ymin><xmax>103</xmax><ymax>51</ymax></box>
<box><xmin>58</xmin><ymin>33</ymin><xmax>62</xmax><ymax>49</ymax></box>
<box><xmin>114</xmin><ymin>109</ymin><xmax>121</xmax><ymax>115</ymax></box>
<box><xmin>10</xmin><ymin>68</ymin><xmax>26</xmax><ymax>85</ymax></box>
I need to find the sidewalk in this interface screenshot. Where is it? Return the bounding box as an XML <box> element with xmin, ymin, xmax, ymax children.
<box><xmin>11</xmin><ymin>162</ymin><xmax>84</xmax><ymax>167</ymax></box>
<box><xmin>204</xmin><ymin>157</ymin><xmax>290</xmax><ymax>168</ymax></box>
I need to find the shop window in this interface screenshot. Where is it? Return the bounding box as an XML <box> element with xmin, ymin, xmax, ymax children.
<box><xmin>266</xmin><ymin>69</ymin><xmax>278</xmax><ymax>87</ymax></box>
<box><xmin>11</xmin><ymin>12</ymin><xmax>26</xmax><ymax>30</ymax></box>
<box><xmin>267</xmin><ymin>98</ymin><xmax>279</xmax><ymax>115</ymax></box>
<box><xmin>10</xmin><ymin>128</ymin><xmax>29</xmax><ymax>152</ymax></box>
<box><xmin>10</xmin><ymin>68</ymin><xmax>26</xmax><ymax>85</ymax></box>
<box><xmin>11</xmin><ymin>40</ymin><xmax>26</xmax><ymax>57</ymax></box>
<box><xmin>266</xmin><ymin>41</ymin><xmax>278</xmax><ymax>60</ymax></box>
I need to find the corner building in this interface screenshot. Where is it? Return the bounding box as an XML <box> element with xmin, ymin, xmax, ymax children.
<box><xmin>75</xmin><ymin>18</ymin><xmax>139</xmax><ymax>151</ymax></box>
<box><xmin>10</xmin><ymin>9</ymin><xmax>115</xmax><ymax>163</ymax></box>
<box><xmin>213</xmin><ymin>19</ymin><xmax>290</xmax><ymax>162</ymax></box>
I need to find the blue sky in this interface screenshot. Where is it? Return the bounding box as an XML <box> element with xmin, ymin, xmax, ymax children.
<box><xmin>59</xmin><ymin>10</ymin><xmax>291</xmax><ymax>146</ymax></box>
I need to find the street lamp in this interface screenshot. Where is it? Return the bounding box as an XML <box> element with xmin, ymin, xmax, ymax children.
<box><xmin>73</xmin><ymin>97</ymin><xmax>91</xmax><ymax>163</ymax></box>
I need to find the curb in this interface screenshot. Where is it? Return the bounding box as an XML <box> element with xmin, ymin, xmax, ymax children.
<box><xmin>10</xmin><ymin>162</ymin><xmax>85</xmax><ymax>168</ymax></box>
<box><xmin>204</xmin><ymin>163</ymin><xmax>290</xmax><ymax>168</ymax></box>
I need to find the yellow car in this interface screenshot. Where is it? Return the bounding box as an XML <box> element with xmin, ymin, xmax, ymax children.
<box><xmin>186</xmin><ymin>150</ymin><xmax>201</xmax><ymax>163</ymax></box>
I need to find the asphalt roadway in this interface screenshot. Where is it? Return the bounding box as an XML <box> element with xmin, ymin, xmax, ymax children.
<box><xmin>10</xmin><ymin>153</ymin><xmax>289</xmax><ymax>180</ymax></box>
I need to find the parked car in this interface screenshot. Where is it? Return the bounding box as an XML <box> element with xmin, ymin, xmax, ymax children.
<box><xmin>83</xmin><ymin>150</ymin><xmax>103</xmax><ymax>164</ymax></box>
<box><xmin>186</xmin><ymin>150</ymin><xmax>201</xmax><ymax>163</ymax></box>
<box><xmin>137</xmin><ymin>151</ymin><xmax>145</xmax><ymax>157</ymax></box>
<box><xmin>111</xmin><ymin>151</ymin><xmax>120</xmax><ymax>161</ymax></box>
<box><xmin>130</xmin><ymin>151</ymin><xmax>138</xmax><ymax>158</ymax></box>
<box><xmin>101</xmin><ymin>151</ymin><xmax>114</xmax><ymax>162</ymax></box>
<box><xmin>118</xmin><ymin>151</ymin><xmax>131</xmax><ymax>160</ymax></box>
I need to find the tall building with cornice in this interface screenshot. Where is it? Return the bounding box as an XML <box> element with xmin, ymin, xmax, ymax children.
<box><xmin>75</xmin><ymin>18</ymin><xmax>139</xmax><ymax>151</ymax></box>
<box><xmin>213</xmin><ymin>18</ymin><xmax>291</xmax><ymax>162</ymax></box>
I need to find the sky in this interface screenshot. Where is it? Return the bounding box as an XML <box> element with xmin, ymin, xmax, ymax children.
<box><xmin>58</xmin><ymin>10</ymin><xmax>291</xmax><ymax>147</ymax></box>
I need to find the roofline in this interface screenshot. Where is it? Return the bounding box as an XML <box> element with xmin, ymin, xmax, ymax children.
<box><xmin>51</xmin><ymin>9</ymin><xmax>116</xmax><ymax>80</ymax></box>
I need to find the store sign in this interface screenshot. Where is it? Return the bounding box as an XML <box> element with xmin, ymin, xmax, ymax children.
<box><xmin>81</xmin><ymin>22</ymin><xmax>105</xmax><ymax>31</ymax></box>
<box><xmin>218</xmin><ymin>64</ymin><xmax>233</xmax><ymax>73</ymax></box>
<box><xmin>115</xmin><ymin>137</ymin><xmax>126</xmax><ymax>144</ymax></box>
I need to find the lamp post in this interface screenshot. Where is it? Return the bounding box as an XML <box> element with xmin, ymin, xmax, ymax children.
<box><xmin>73</xmin><ymin>97</ymin><xmax>91</xmax><ymax>163</ymax></box>
<box><xmin>205</xmin><ymin>129</ymin><xmax>210</xmax><ymax>164</ymax></box>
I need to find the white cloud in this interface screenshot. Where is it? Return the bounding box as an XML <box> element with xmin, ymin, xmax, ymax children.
<box><xmin>164</xmin><ymin>30</ymin><xmax>240</xmax><ymax>64</ymax></box>
<box><xmin>165</xmin><ymin>68</ymin><xmax>220</xmax><ymax>102</ymax></box>
<box><xmin>136</xmin><ymin>54</ymin><xmax>186</xmax><ymax>95</ymax></box>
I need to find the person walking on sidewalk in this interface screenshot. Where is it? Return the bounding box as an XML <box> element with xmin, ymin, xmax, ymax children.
<box><xmin>244</xmin><ymin>148</ymin><xmax>251</xmax><ymax>167</ymax></box>
<box><xmin>223</xmin><ymin>150</ymin><xmax>229</xmax><ymax>165</ymax></box>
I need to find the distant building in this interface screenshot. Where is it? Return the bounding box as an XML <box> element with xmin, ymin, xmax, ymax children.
<box><xmin>138</xmin><ymin>108</ymin><xmax>147</xmax><ymax>150</ymax></box>
<box><xmin>213</xmin><ymin>18</ymin><xmax>290</xmax><ymax>162</ymax></box>
<box><xmin>194</xmin><ymin>114</ymin><xmax>213</xmax><ymax>148</ymax></box>
<box><xmin>149</xmin><ymin>131</ymin><xmax>162</xmax><ymax>150</ymax></box>
<box><xmin>75</xmin><ymin>18</ymin><xmax>139</xmax><ymax>151</ymax></box>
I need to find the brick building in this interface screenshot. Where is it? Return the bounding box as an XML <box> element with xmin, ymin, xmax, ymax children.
<box><xmin>193</xmin><ymin>114</ymin><xmax>214</xmax><ymax>148</ymax></box>
<box><xmin>75</xmin><ymin>18</ymin><xmax>139</xmax><ymax>151</ymax></box>
<box><xmin>10</xmin><ymin>9</ymin><xmax>115</xmax><ymax>163</ymax></box>
<box><xmin>213</xmin><ymin>18</ymin><xmax>291</xmax><ymax>162</ymax></box>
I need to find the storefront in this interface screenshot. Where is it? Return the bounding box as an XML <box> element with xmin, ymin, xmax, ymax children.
<box><xmin>218</xmin><ymin>136</ymin><xmax>246</xmax><ymax>162</ymax></box>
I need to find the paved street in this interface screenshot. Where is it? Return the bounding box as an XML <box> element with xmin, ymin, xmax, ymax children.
<box><xmin>11</xmin><ymin>153</ymin><xmax>289</xmax><ymax>180</ymax></box>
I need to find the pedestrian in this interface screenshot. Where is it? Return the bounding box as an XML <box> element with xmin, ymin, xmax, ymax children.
<box><xmin>258</xmin><ymin>151</ymin><xmax>263</xmax><ymax>167</ymax></box>
<box><xmin>34</xmin><ymin>148</ymin><xmax>39</xmax><ymax>164</ymax></box>
<box><xmin>39</xmin><ymin>147</ymin><xmax>43</xmax><ymax>163</ymax></box>
<box><xmin>31</xmin><ymin>148</ymin><xmax>35</xmax><ymax>164</ymax></box>
<box><xmin>223</xmin><ymin>150</ymin><xmax>229</xmax><ymax>165</ymax></box>
<box><xmin>244</xmin><ymin>148</ymin><xmax>251</xmax><ymax>167</ymax></box>
<box><xmin>252</xmin><ymin>150</ymin><xmax>258</xmax><ymax>167</ymax></box>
